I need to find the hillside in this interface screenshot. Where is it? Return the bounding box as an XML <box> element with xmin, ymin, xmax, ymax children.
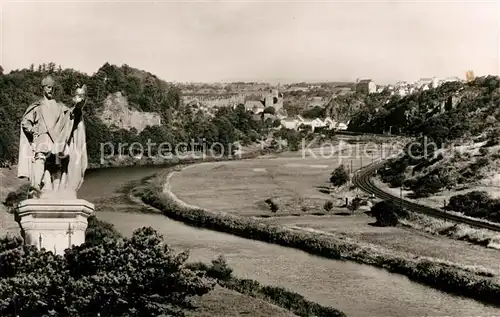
<box><xmin>284</xmin><ymin>88</ymin><xmax>379</xmax><ymax>121</ymax></box>
<box><xmin>351</xmin><ymin>76</ymin><xmax>500</xmax><ymax>223</ymax></box>
<box><xmin>348</xmin><ymin>76</ymin><xmax>500</xmax><ymax>139</ymax></box>
<box><xmin>0</xmin><ymin>63</ymin><xmax>267</xmax><ymax>166</ymax></box>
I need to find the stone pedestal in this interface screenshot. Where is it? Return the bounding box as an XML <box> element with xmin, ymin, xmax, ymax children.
<box><xmin>17</xmin><ymin>199</ymin><xmax>94</xmax><ymax>255</ymax></box>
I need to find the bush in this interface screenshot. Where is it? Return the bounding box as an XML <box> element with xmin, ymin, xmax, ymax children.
<box><xmin>402</xmin><ymin>178</ymin><xmax>418</xmax><ymax>188</ymax></box>
<box><xmin>187</xmin><ymin>256</ymin><xmax>345</xmax><ymax>317</ymax></box>
<box><xmin>207</xmin><ymin>255</ymin><xmax>233</xmax><ymax>281</ymax></box>
<box><xmin>485</xmin><ymin>128</ymin><xmax>500</xmax><ymax>147</ymax></box>
<box><xmin>369</xmin><ymin>200</ymin><xmax>408</xmax><ymax>226</ymax></box>
<box><xmin>378</xmin><ymin>159</ymin><xmax>408</xmax><ymax>187</ymax></box>
<box><xmin>330</xmin><ymin>165</ymin><xmax>349</xmax><ymax>187</ymax></box>
<box><xmin>323</xmin><ymin>201</ymin><xmax>334</xmax><ymax>211</ymax></box>
<box><xmin>412</xmin><ymin>174</ymin><xmax>444</xmax><ymax>198</ymax></box>
<box><xmin>85</xmin><ymin>215</ymin><xmax>123</xmax><ymax>245</ymax></box>
<box><xmin>224</xmin><ymin>278</ymin><xmax>345</xmax><ymax>317</ymax></box>
<box><xmin>479</xmin><ymin>147</ymin><xmax>489</xmax><ymax>156</ymax></box>
<box><xmin>3</xmin><ymin>184</ymin><xmax>32</xmax><ymax>209</ymax></box>
<box><xmin>347</xmin><ymin>197</ymin><xmax>362</xmax><ymax>212</ymax></box>
<box><xmin>264</xmin><ymin>198</ymin><xmax>279</xmax><ymax>213</ymax></box>
<box><xmin>473</xmin><ymin>157</ymin><xmax>490</xmax><ymax>170</ymax></box>
<box><xmin>446</xmin><ymin>191</ymin><xmax>499</xmax><ymax>219</ymax></box>
<box><xmin>185</xmin><ymin>256</ymin><xmax>233</xmax><ymax>282</ymax></box>
<box><xmin>0</xmin><ymin>227</ymin><xmax>215</xmax><ymax>317</ymax></box>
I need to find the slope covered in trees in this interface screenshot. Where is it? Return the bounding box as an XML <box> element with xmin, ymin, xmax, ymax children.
<box><xmin>0</xmin><ymin>63</ymin><xmax>266</xmax><ymax>166</ymax></box>
<box><xmin>357</xmin><ymin>76</ymin><xmax>500</xmax><ymax>221</ymax></box>
<box><xmin>348</xmin><ymin>76</ymin><xmax>500</xmax><ymax>142</ymax></box>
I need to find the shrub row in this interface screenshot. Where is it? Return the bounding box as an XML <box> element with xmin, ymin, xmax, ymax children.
<box><xmin>138</xmin><ymin>177</ymin><xmax>500</xmax><ymax>308</ymax></box>
<box><xmin>446</xmin><ymin>191</ymin><xmax>500</xmax><ymax>223</ymax></box>
<box><xmin>367</xmin><ymin>200</ymin><xmax>409</xmax><ymax>226</ymax></box>
<box><xmin>187</xmin><ymin>257</ymin><xmax>345</xmax><ymax>317</ymax></box>
<box><xmin>224</xmin><ymin>278</ymin><xmax>345</xmax><ymax>317</ymax></box>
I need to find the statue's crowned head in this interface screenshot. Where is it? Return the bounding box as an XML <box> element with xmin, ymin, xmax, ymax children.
<box><xmin>41</xmin><ymin>75</ymin><xmax>55</xmax><ymax>100</ymax></box>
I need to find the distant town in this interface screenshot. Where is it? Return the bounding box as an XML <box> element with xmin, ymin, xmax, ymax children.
<box><xmin>175</xmin><ymin>71</ymin><xmax>475</xmax><ymax>133</ymax></box>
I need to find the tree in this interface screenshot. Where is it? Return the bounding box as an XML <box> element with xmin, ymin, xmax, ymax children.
<box><xmin>0</xmin><ymin>226</ymin><xmax>215</xmax><ymax>316</ymax></box>
<box><xmin>264</xmin><ymin>198</ymin><xmax>279</xmax><ymax>213</ymax></box>
<box><xmin>0</xmin><ymin>62</ymin><xmax>265</xmax><ymax>167</ymax></box>
<box><xmin>369</xmin><ymin>200</ymin><xmax>407</xmax><ymax>226</ymax></box>
<box><xmin>84</xmin><ymin>215</ymin><xmax>122</xmax><ymax>245</ymax></box>
<box><xmin>0</xmin><ymin>65</ymin><xmax>3</xmax><ymax>75</ymax></box>
<box><xmin>212</xmin><ymin>116</ymin><xmax>237</xmax><ymax>156</ymax></box>
<box><xmin>347</xmin><ymin>197</ymin><xmax>362</xmax><ymax>213</ymax></box>
<box><xmin>302</xmin><ymin>106</ymin><xmax>325</xmax><ymax>119</ymax></box>
<box><xmin>47</xmin><ymin>62</ymin><xmax>56</xmax><ymax>73</ymax></box>
<box><xmin>323</xmin><ymin>201</ymin><xmax>334</xmax><ymax>211</ymax></box>
<box><xmin>438</xmin><ymin>165</ymin><xmax>460</xmax><ymax>190</ymax></box>
<box><xmin>330</xmin><ymin>165</ymin><xmax>349</xmax><ymax>187</ymax></box>
<box><xmin>263</xmin><ymin>106</ymin><xmax>276</xmax><ymax>115</ymax></box>
<box><xmin>446</xmin><ymin>191</ymin><xmax>493</xmax><ymax>218</ymax></box>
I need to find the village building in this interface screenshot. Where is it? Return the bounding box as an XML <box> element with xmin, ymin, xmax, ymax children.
<box><xmin>355</xmin><ymin>79</ymin><xmax>377</xmax><ymax>94</ymax></box>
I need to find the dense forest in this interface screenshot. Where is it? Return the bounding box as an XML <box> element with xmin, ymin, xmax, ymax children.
<box><xmin>0</xmin><ymin>63</ymin><xmax>266</xmax><ymax>166</ymax></box>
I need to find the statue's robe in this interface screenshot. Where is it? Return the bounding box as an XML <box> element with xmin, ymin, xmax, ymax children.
<box><xmin>17</xmin><ymin>98</ymin><xmax>88</xmax><ymax>195</ymax></box>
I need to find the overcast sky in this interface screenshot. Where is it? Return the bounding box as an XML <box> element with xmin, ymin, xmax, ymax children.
<box><xmin>1</xmin><ymin>0</ymin><xmax>498</xmax><ymax>84</ymax></box>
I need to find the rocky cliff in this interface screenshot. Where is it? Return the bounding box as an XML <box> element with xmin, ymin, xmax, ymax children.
<box><xmin>98</xmin><ymin>92</ymin><xmax>161</xmax><ymax>132</ymax></box>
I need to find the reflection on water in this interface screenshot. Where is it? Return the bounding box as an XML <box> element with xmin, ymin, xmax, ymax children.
<box><xmin>81</xmin><ymin>165</ymin><xmax>500</xmax><ymax>317</ymax></box>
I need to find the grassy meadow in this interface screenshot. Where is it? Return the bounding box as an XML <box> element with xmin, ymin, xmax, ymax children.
<box><xmin>169</xmin><ymin>145</ymin><xmax>382</xmax><ymax>217</ymax></box>
<box><xmin>167</xmin><ymin>148</ymin><xmax>500</xmax><ymax>275</ymax></box>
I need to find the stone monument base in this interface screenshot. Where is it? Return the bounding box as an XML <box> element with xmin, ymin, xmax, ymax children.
<box><xmin>17</xmin><ymin>198</ymin><xmax>94</xmax><ymax>255</ymax></box>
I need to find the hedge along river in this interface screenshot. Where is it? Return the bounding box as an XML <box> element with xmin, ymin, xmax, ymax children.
<box><xmin>79</xmin><ymin>164</ymin><xmax>500</xmax><ymax>317</ymax></box>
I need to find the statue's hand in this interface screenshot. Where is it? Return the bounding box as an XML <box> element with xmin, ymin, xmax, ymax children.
<box><xmin>72</xmin><ymin>84</ymin><xmax>87</xmax><ymax>105</ymax></box>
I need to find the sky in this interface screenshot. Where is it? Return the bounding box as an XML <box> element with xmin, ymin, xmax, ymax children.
<box><xmin>0</xmin><ymin>0</ymin><xmax>499</xmax><ymax>84</ymax></box>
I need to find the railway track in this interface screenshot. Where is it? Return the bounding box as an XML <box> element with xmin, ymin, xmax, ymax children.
<box><xmin>353</xmin><ymin>160</ymin><xmax>500</xmax><ymax>232</ymax></box>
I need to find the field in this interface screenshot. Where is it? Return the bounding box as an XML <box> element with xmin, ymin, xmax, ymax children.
<box><xmin>168</xmin><ymin>150</ymin><xmax>500</xmax><ymax>274</ymax></box>
<box><xmin>169</xmin><ymin>145</ymin><xmax>382</xmax><ymax>217</ymax></box>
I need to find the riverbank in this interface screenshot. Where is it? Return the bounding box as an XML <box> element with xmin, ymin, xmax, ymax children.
<box><xmin>82</xmin><ymin>162</ymin><xmax>500</xmax><ymax>316</ymax></box>
<box><xmin>0</xmin><ymin>149</ymin><xmax>267</xmax><ymax>235</ymax></box>
<box><xmin>186</xmin><ymin>257</ymin><xmax>345</xmax><ymax>317</ymax></box>
<box><xmin>135</xmin><ymin>169</ymin><xmax>500</xmax><ymax>308</ymax></box>
<box><xmin>188</xmin><ymin>286</ymin><xmax>298</xmax><ymax>317</ymax></box>
<box><xmin>167</xmin><ymin>157</ymin><xmax>500</xmax><ymax>273</ymax></box>
<box><xmin>0</xmin><ymin>148</ymin><xmax>349</xmax><ymax>316</ymax></box>
<box><xmin>90</xmin><ymin>201</ymin><xmax>347</xmax><ymax>317</ymax></box>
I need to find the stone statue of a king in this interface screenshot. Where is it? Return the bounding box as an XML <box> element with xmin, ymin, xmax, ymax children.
<box><xmin>17</xmin><ymin>75</ymin><xmax>88</xmax><ymax>199</ymax></box>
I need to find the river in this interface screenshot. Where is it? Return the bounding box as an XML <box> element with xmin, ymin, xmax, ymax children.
<box><xmin>79</xmin><ymin>164</ymin><xmax>500</xmax><ymax>317</ymax></box>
